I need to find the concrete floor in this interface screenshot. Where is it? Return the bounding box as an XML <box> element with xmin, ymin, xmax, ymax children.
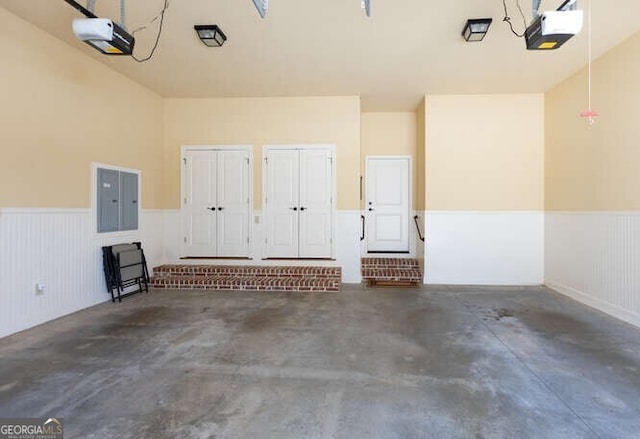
<box><xmin>1</xmin><ymin>286</ymin><xmax>639</xmax><ymax>439</ymax></box>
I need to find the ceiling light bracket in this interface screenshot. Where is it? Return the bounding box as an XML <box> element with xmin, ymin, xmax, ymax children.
<box><xmin>362</xmin><ymin>0</ymin><xmax>371</xmax><ymax>17</ymax></box>
<box><xmin>119</xmin><ymin>0</ymin><xmax>126</xmax><ymax>29</ymax></box>
<box><xmin>533</xmin><ymin>0</ymin><xmax>542</xmax><ymax>18</ymax></box>
<box><xmin>63</xmin><ymin>0</ymin><xmax>98</xmax><ymax>19</ymax></box>
<box><xmin>252</xmin><ymin>0</ymin><xmax>268</xmax><ymax>18</ymax></box>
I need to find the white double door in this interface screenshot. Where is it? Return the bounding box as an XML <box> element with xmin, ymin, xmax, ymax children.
<box><xmin>182</xmin><ymin>149</ymin><xmax>251</xmax><ymax>257</ymax></box>
<box><xmin>264</xmin><ymin>147</ymin><xmax>334</xmax><ymax>258</ymax></box>
<box><xmin>366</xmin><ymin>156</ymin><xmax>410</xmax><ymax>253</ymax></box>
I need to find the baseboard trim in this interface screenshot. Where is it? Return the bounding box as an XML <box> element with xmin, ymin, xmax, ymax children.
<box><xmin>546</xmin><ymin>281</ymin><xmax>640</xmax><ymax>329</ymax></box>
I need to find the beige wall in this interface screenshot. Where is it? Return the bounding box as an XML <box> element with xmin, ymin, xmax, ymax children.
<box><xmin>163</xmin><ymin>97</ymin><xmax>361</xmax><ymax>210</ymax></box>
<box><xmin>425</xmin><ymin>94</ymin><xmax>544</xmax><ymax>211</ymax></box>
<box><xmin>415</xmin><ymin>100</ymin><xmax>426</xmax><ymax>211</ymax></box>
<box><xmin>546</xmin><ymin>32</ymin><xmax>640</xmax><ymax>211</ymax></box>
<box><xmin>0</xmin><ymin>8</ymin><xmax>164</xmax><ymax>209</ymax></box>
<box><xmin>360</xmin><ymin>112</ymin><xmax>420</xmax><ymax>208</ymax></box>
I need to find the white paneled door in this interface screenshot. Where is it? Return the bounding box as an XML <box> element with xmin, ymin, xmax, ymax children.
<box><xmin>366</xmin><ymin>157</ymin><xmax>410</xmax><ymax>253</ymax></box>
<box><xmin>265</xmin><ymin>149</ymin><xmax>300</xmax><ymax>258</ymax></box>
<box><xmin>183</xmin><ymin>148</ymin><xmax>251</xmax><ymax>257</ymax></box>
<box><xmin>264</xmin><ymin>147</ymin><xmax>335</xmax><ymax>258</ymax></box>
<box><xmin>299</xmin><ymin>149</ymin><xmax>334</xmax><ymax>258</ymax></box>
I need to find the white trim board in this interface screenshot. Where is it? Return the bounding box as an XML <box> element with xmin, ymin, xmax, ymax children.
<box><xmin>547</xmin><ymin>282</ymin><xmax>640</xmax><ymax>329</ymax></box>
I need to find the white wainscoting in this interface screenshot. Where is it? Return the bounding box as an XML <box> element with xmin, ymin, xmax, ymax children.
<box><xmin>0</xmin><ymin>209</ymin><xmax>165</xmax><ymax>339</ymax></box>
<box><xmin>424</xmin><ymin>211</ymin><xmax>544</xmax><ymax>285</ymax></box>
<box><xmin>546</xmin><ymin>211</ymin><xmax>640</xmax><ymax>328</ymax></box>
<box><xmin>335</xmin><ymin>211</ymin><xmax>362</xmax><ymax>283</ymax></box>
<box><xmin>162</xmin><ymin>210</ymin><xmax>362</xmax><ymax>283</ymax></box>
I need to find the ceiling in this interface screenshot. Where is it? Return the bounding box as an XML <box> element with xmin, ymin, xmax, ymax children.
<box><xmin>2</xmin><ymin>0</ymin><xmax>639</xmax><ymax>111</ymax></box>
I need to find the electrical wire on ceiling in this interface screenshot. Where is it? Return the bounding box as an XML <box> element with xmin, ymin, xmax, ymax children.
<box><xmin>131</xmin><ymin>0</ymin><xmax>169</xmax><ymax>63</ymax></box>
<box><xmin>502</xmin><ymin>0</ymin><xmax>529</xmax><ymax>38</ymax></box>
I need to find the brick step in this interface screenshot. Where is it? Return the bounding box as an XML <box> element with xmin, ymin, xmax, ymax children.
<box><xmin>150</xmin><ymin>275</ymin><xmax>340</xmax><ymax>292</ymax></box>
<box><xmin>153</xmin><ymin>264</ymin><xmax>341</xmax><ymax>279</ymax></box>
<box><xmin>361</xmin><ymin>258</ymin><xmax>420</xmax><ymax>269</ymax></box>
<box><xmin>361</xmin><ymin>268</ymin><xmax>423</xmax><ymax>282</ymax></box>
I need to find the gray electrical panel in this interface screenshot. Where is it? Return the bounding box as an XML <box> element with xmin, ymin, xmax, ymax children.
<box><xmin>97</xmin><ymin>168</ymin><xmax>120</xmax><ymax>233</ymax></box>
<box><xmin>120</xmin><ymin>171</ymin><xmax>139</xmax><ymax>231</ymax></box>
<box><xmin>97</xmin><ymin>168</ymin><xmax>139</xmax><ymax>233</ymax></box>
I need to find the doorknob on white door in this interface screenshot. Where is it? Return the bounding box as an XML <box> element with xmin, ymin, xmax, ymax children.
<box><xmin>290</xmin><ymin>207</ymin><xmax>298</xmax><ymax>211</ymax></box>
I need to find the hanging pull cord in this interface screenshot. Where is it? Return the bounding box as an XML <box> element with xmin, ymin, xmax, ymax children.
<box><xmin>580</xmin><ymin>0</ymin><xmax>598</xmax><ymax>125</ymax></box>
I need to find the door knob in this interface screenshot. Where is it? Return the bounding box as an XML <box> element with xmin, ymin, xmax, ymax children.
<box><xmin>290</xmin><ymin>207</ymin><xmax>298</xmax><ymax>211</ymax></box>
<box><xmin>300</xmin><ymin>207</ymin><xmax>307</xmax><ymax>211</ymax></box>
<box><xmin>368</xmin><ymin>208</ymin><xmax>374</xmax><ymax>211</ymax></box>
<box><xmin>207</xmin><ymin>207</ymin><xmax>216</xmax><ymax>211</ymax></box>
<box><xmin>218</xmin><ymin>207</ymin><xmax>224</xmax><ymax>211</ymax></box>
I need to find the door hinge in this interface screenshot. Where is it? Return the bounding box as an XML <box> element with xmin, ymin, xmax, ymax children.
<box><xmin>247</xmin><ymin>237</ymin><xmax>250</xmax><ymax>244</ymax></box>
<box><xmin>184</xmin><ymin>236</ymin><xmax>187</xmax><ymax>243</ymax></box>
<box><xmin>246</xmin><ymin>158</ymin><xmax>250</xmax><ymax>165</ymax></box>
<box><xmin>264</xmin><ymin>157</ymin><xmax>268</xmax><ymax>164</ymax></box>
<box><xmin>184</xmin><ymin>197</ymin><xmax>187</xmax><ymax>204</ymax></box>
<box><xmin>183</xmin><ymin>158</ymin><xmax>187</xmax><ymax>165</ymax></box>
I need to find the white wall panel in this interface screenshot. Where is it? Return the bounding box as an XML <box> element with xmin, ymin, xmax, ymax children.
<box><xmin>424</xmin><ymin>211</ymin><xmax>544</xmax><ymax>285</ymax></box>
<box><xmin>546</xmin><ymin>212</ymin><xmax>640</xmax><ymax>328</ymax></box>
<box><xmin>336</xmin><ymin>211</ymin><xmax>362</xmax><ymax>283</ymax></box>
<box><xmin>0</xmin><ymin>209</ymin><xmax>165</xmax><ymax>338</ymax></box>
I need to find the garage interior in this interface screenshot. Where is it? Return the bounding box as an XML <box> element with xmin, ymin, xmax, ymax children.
<box><xmin>0</xmin><ymin>0</ymin><xmax>639</xmax><ymax>437</ymax></box>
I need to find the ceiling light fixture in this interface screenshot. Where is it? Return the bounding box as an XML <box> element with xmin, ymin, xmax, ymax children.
<box><xmin>462</xmin><ymin>18</ymin><xmax>493</xmax><ymax>42</ymax></box>
<box><xmin>194</xmin><ymin>25</ymin><xmax>227</xmax><ymax>47</ymax></box>
<box><xmin>252</xmin><ymin>0</ymin><xmax>268</xmax><ymax>18</ymax></box>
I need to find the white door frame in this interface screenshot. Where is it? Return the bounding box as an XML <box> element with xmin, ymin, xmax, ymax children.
<box><xmin>180</xmin><ymin>145</ymin><xmax>253</xmax><ymax>257</ymax></box>
<box><xmin>364</xmin><ymin>155</ymin><xmax>412</xmax><ymax>255</ymax></box>
<box><xmin>262</xmin><ymin>144</ymin><xmax>337</xmax><ymax>259</ymax></box>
